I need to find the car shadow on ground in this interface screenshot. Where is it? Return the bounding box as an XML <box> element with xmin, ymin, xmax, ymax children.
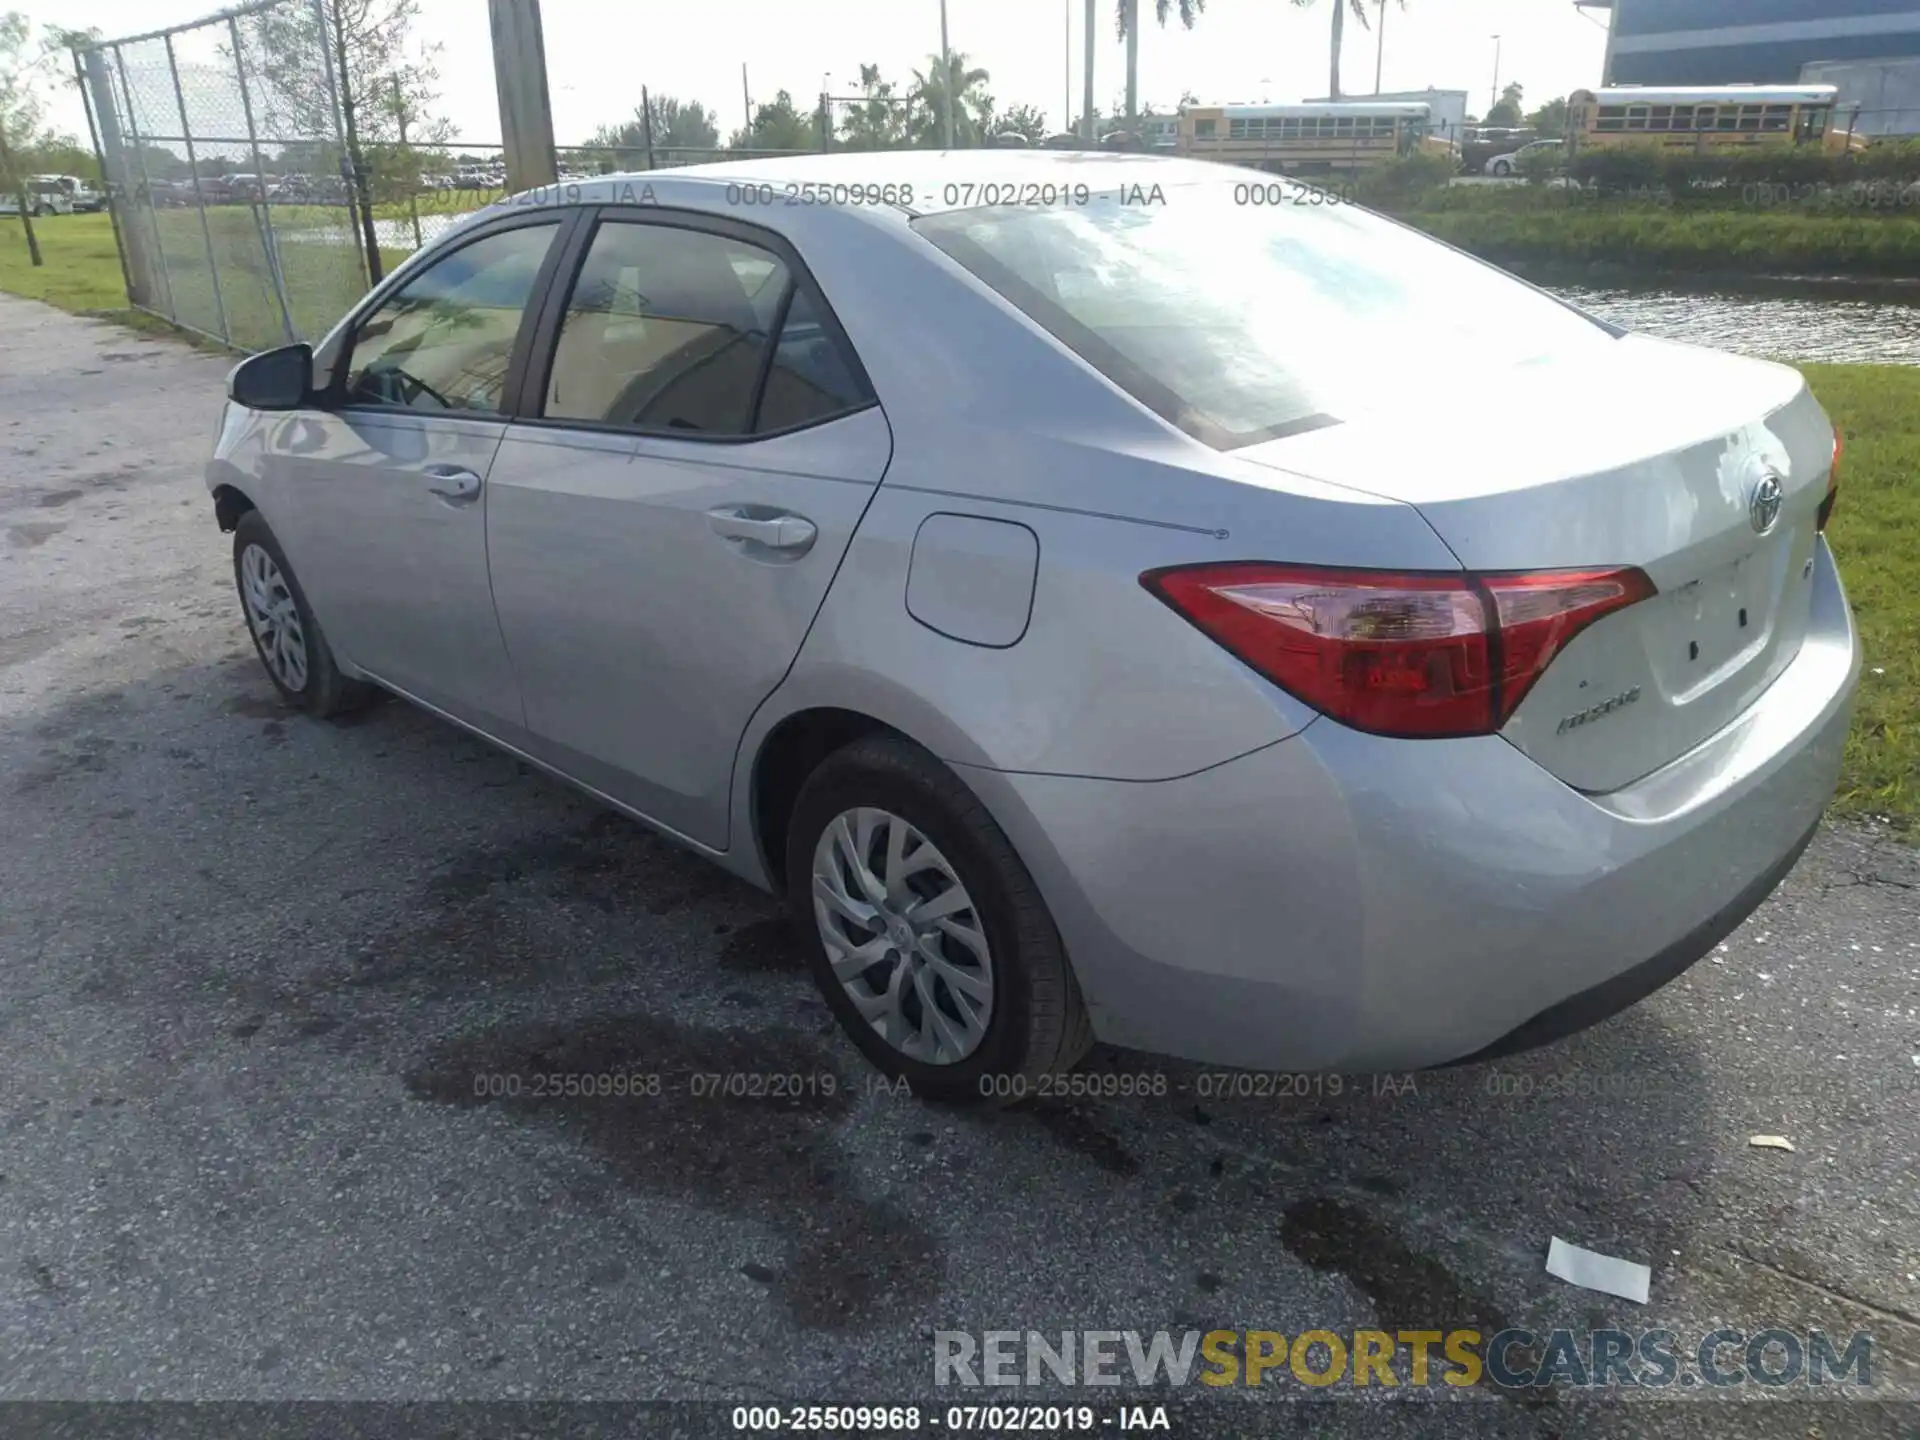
<box><xmin>4</xmin><ymin>647</ymin><xmax>1789</xmax><ymax>1392</ymax></box>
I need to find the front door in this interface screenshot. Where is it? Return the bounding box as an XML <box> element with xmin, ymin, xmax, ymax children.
<box><xmin>485</xmin><ymin>212</ymin><xmax>891</xmax><ymax>848</ymax></box>
<box><xmin>271</xmin><ymin>217</ymin><xmax>566</xmax><ymax>737</ymax></box>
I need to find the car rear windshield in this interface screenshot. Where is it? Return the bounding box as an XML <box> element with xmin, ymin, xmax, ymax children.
<box><xmin>912</xmin><ymin>181</ymin><xmax>1614</xmax><ymax>450</ymax></box>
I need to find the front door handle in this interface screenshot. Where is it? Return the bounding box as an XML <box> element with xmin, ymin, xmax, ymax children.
<box><xmin>707</xmin><ymin>507</ymin><xmax>818</xmax><ymax>554</ymax></box>
<box><xmin>424</xmin><ymin>465</ymin><xmax>483</xmax><ymax>504</ymax></box>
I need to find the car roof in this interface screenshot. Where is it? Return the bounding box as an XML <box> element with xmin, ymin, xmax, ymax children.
<box><xmin>554</xmin><ymin>149</ymin><xmax>1234</xmax><ymax>217</ymax></box>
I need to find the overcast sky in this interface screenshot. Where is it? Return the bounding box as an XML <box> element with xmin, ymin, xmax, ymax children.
<box><xmin>36</xmin><ymin>0</ymin><xmax>1611</xmax><ymax>145</ymax></box>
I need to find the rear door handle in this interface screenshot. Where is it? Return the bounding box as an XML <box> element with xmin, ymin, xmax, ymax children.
<box><xmin>707</xmin><ymin>507</ymin><xmax>818</xmax><ymax>554</ymax></box>
<box><xmin>424</xmin><ymin>465</ymin><xmax>483</xmax><ymax>504</ymax></box>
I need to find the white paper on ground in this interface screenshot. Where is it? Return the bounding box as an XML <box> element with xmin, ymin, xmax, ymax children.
<box><xmin>1545</xmin><ymin>1237</ymin><xmax>1651</xmax><ymax>1304</ymax></box>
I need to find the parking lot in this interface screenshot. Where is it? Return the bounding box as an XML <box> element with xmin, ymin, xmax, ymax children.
<box><xmin>1</xmin><ymin>292</ymin><xmax>1918</xmax><ymax>1437</ymax></box>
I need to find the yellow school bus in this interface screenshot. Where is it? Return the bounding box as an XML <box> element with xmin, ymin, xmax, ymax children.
<box><xmin>1566</xmin><ymin>85</ymin><xmax>1863</xmax><ymax>155</ymax></box>
<box><xmin>1177</xmin><ymin>102</ymin><xmax>1454</xmax><ymax>175</ymax></box>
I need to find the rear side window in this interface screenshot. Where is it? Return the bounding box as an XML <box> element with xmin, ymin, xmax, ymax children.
<box><xmin>756</xmin><ymin>287</ymin><xmax>870</xmax><ymax>433</ymax></box>
<box><xmin>913</xmin><ymin>185</ymin><xmax>1611</xmax><ymax>450</ymax></box>
<box><xmin>542</xmin><ymin>220</ymin><xmax>870</xmax><ymax>436</ymax></box>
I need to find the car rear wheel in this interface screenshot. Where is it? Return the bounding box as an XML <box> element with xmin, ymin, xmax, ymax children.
<box><xmin>786</xmin><ymin>736</ymin><xmax>1092</xmax><ymax>1104</ymax></box>
<box><xmin>231</xmin><ymin>509</ymin><xmax>371</xmax><ymax>718</ymax></box>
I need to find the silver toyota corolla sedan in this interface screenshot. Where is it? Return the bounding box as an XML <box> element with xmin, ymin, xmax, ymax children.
<box><xmin>206</xmin><ymin>151</ymin><xmax>1858</xmax><ymax>1101</ymax></box>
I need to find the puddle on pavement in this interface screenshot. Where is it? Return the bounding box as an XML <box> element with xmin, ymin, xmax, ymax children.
<box><xmin>403</xmin><ymin>1011</ymin><xmax>943</xmax><ymax>1331</ymax></box>
<box><xmin>1280</xmin><ymin>1196</ymin><xmax>1552</xmax><ymax>1407</ymax></box>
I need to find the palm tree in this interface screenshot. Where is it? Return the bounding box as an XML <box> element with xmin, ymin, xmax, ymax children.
<box><xmin>1114</xmin><ymin>0</ymin><xmax>1205</xmax><ymax>123</ymax></box>
<box><xmin>1292</xmin><ymin>0</ymin><xmax>1403</xmax><ymax>102</ymax></box>
<box><xmin>910</xmin><ymin>50</ymin><xmax>992</xmax><ymax>148</ymax></box>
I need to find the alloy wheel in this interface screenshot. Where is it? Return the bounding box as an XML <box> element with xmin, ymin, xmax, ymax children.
<box><xmin>239</xmin><ymin>542</ymin><xmax>309</xmax><ymax>693</ymax></box>
<box><xmin>811</xmin><ymin>806</ymin><xmax>995</xmax><ymax>1065</ymax></box>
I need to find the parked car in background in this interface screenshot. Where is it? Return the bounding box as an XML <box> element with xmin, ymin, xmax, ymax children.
<box><xmin>3</xmin><ymin>177</ymin><xmax>76</xmax><ymax>216</ymax></box>
<box><xmin>31</xmin><ymin>174</ymin><xmax>104</xmax><ymax>211</ymax></box>
<box><xmin>1487</xmin><ymin>138</ymin><xmax>1566</xmax><ymax>177</ymax></box>
<box><xmin>206</xmin><ymin>153</ymin><xmax>1856</xmax><ymax>1099</ymax></box>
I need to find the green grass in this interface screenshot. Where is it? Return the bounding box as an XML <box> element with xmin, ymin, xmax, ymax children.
<box><xmin>4</xmin><ymin>209</ymin><xmax>411</xmax><ymax>349</ymax></box>
<box><xmin>4</xmin><ymin>212</ymin><xmax>1915</xmax><ymax>831</ymax></box>
<box><xmin>1800</xmin><ymin>364</ymin><xmax>1920</xmax><ymax>828</ymax></box>
<box><xmin>1392</xmin><ymin>189</ymin><xmax>1920</xmax><ymax>276</ymax></box>
<box><xmin>0</xmin><ymin>212</ymin><xmax>132</xmax><ymax>311</ymax></box>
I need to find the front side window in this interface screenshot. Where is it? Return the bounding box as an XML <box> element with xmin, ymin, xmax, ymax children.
<box><xmin>543</xmin><ymin>220</ymin><xmax>868</xmax><ymax>436</ymax></box>
<box><xmin>343</xmin><ymin>222</ymin><xmax>559</xmax><ymax>414</ymax></box>
<box><xmin>914</xmin><ymin>183</ymin><xmax>1611</xmax><ymax>451</ymax></box>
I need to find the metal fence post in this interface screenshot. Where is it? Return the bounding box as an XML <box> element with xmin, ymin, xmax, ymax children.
<box><xmin>228</xmin><ymin>13</ymin><xmax>297</xmax><ymax>344</ymax></box>
<box><xmin>113</xmin><ymin>43</ymin><xmax>178</xmax><ymax>324</ymax></box>
<box><xmin>309</xmin><ymin>0</ymin><xmax>374</xmax><ymax>288</ymax></box>
<box><xmin>73</xmin><ymin>47</ymin><xmax>139</xmax><ymax>309</ymax></box>
<box><xmin>164</xmin><ymin>31</ymin><xmax>233</xmax><ymax>346</ymax></box>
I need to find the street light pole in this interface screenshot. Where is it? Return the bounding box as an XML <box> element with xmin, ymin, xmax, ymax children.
<box><xmin>1065</xmin><ymin>0</ymin><xmax>1072</xmax><ymax>136</ymax></box>
<box><xmin>940</xmin><ymin>0</ymin><xmax>955</xmax><ymax>149</ymax></box>
<box><xmin>1490</xmin><ymin>34</ymin><xmax>1502</xmax><ymax>114</ymax></box>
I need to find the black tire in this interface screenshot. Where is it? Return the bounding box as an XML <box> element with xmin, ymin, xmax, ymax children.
<box><xmin>785</xmin><ymin>736</ymin><xmax>1093</xmax><ymax>1105</ymax></box>
<box><xmin>231</xmin><ymin>509</ymin><xmax>372</xmax><ymax>719</ymax></box>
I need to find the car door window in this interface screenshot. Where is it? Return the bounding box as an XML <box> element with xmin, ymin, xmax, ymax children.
<box><xmin>343</xmin><ymin>222</ymin><xmax>560</xmax><ymax>415</ymax></box>
<box><xmin>543</xmin><ymin>221</ymin><xmax>868</xmax><ymax>436</ymax></box>
<box><xmin>544</xmin><ymin>221</ymin><xmax>787</xmax><ymax>435</ymax></box>
<box><xmin>754</xmin><ymin>286</ymin><xmax>871</xmax><ymax>433</ymax></box>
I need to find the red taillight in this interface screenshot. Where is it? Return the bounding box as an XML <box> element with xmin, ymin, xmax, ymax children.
<box><xmin>1818</xmin><ymin>427</ymin><xmax>1842</xmax><ymax>531</ymax></box>
<box><xmin>1141</xmin><ymin>562</ymin><xmax>1655</xmax><ymax>740</ymax></box>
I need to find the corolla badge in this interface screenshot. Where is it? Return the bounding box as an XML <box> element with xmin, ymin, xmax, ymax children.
<box><xmin>1749</xmin><ymin>470</ymin><xmax>1784</xmax><ymax>535</ymax></box>
<box><xmin>1556</xmin><ymin>686</ymin><xmax>1642</xmax><ymax>736</ymax></box>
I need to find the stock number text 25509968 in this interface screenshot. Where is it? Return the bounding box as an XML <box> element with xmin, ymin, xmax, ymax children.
<box><xmin>719</xmin><ymin>181</ymin><xmax>1130</xmax><ymax>210</ymax></box>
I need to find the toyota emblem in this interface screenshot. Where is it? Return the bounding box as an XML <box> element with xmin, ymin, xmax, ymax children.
<box><xmin>1749</xmin><ymin>471</ymin><xmax>1784</xmax><ymax>535</ymax></box>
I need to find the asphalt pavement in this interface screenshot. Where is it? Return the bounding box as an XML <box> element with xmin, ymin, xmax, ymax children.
<box><xmin>1</xmin><ymin>293</ymin><xmax>1917</xmax><ymax>1439</ymax></box>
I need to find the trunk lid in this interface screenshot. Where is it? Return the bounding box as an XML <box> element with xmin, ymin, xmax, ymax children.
<box><xmin>1239</xmin><ymin>336</ymin><xmax>1837</xmax><ymax>793</ymax></box>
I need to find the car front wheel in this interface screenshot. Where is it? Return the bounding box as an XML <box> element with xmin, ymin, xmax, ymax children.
<box><xmin>231</xmin><ymin>509</ymin><xmax>371</xmax><ymax>718</ymax></box>
<box><xmin>786</xmin><ymin>736</ymin><xmax>1093</xmax><ymax>1104</ymax></box>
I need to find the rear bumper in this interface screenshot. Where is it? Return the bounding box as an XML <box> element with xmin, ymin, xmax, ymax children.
<box><xmin>961</xmin><ymin>539</ymin><xmax>1859</xmax><ymax>1071</ymax></box>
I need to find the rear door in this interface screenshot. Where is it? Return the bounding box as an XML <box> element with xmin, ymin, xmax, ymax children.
<box><xmin>270</xmin><ymin>213</ymin><xmax>573</xmax><ymax>738</ymax></box>
<box><xmin>485</xmin><ymin>209</ymin><xmax>890</xmax><ymax>848</ymax></box>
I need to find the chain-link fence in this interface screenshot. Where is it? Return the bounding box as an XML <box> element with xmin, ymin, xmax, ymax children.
<box><xmin>73</xmin><ymin>0</ymin><xmax>379</xmax><ymax>350</ymax></box>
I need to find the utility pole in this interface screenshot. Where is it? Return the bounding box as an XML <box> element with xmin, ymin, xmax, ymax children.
<box><xmin>1490</xmin><ymin>34</ymin><xmax>1502</xmax><ymax>115</ymax></box>
<box><xmin>1065</xmin><ymin>0</ymin><xmax>1071</xmax><ymax>137</ymax></box>
<box><xmin>489</xmin><ymin>0</ymin><xmax>558</xmax><ymax>194</ymax></box>
<box><xmin>939</xmin><ymin>0</ymin><xmax>955</xmax><ymax>149</ymax></box>
<box><xmin>1374</xmin><ymin>0</ymin><xmax>1387</xmax><ymax>95</ymax></box>
<box><xmin>742</xmin><ymin>64</ymin><xmax>752</xmax><ymax>133</ymax></box>
<box><xmin>1083</xmin><ymin>0</ymin><xmax>1096</xmax><ymax>140</ymax></box>
<box><xmin>1124</xmin><ymin>0</ymin><xmax>1139</xmax><ymax>121</ymax></box>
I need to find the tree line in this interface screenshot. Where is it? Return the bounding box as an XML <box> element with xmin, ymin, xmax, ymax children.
<box><xmin>582</xmin><ymin>55</ymin><xmax>1055</xmax><ymax>168</ymax></box>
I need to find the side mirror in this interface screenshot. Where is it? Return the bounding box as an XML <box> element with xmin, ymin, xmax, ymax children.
<box><xmin>228</xmin><ymin>342</ymin><xmax>315</xmax><ymax>411</ymax></box>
